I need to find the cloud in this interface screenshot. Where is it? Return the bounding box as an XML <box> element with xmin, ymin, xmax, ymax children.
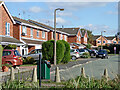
<box><xmin>56</xmin><ymin>17</ymin><xmax>66</xmax><ymax>24</ymax></box>
<box><xmin>29</xmin><ymin>6</ymin><xmax>42</xmax><ymax>13</ymax></box>
<box><xmin>47</xmin><ymin>2</ymin><xmax>108</xmax><ymax>11</ymax></box>
<box><xmin>106</xmin><ymin>11</ymin><xmax>118</xmax><ymax>15</ymax></box>
<box><xmin>78</xmin><ymin>24</ymin><xmax>117</xmax><ymax>36</ymax></box>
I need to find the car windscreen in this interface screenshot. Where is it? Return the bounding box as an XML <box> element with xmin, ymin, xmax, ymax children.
<box><xmin>3</xmin><ymin>51</ymin><xmax>11</xmax><ymax>56</ymax></box>
<box><xmin>14</xmin><ymin>50</ymin><xmax>21</xmax><ymax>56</ymax></box>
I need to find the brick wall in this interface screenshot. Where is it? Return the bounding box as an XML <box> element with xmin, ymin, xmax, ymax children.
<box><xmin>82</xmin><ymin>32</ymin><xmax>87</xmax><ymax>44</ymax></box>
<box><xmin>68</xmin><ymin>36</ymin><xmax>76</xmax><ymax>43</ymax></box>
<box><xmin>13</xmin><ymin>24</ymin><xmax>20</xmax><ymax>40</ymax></box>
<box><xmin>1</xmin><ymin>5</ymin><xmax>13</xmax><ymax>36</ymax></box>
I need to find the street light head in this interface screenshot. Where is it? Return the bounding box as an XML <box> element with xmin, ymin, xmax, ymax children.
<box><xmin>56</xmin><ymin>8</ymin><xmax>64</xmax><ymax>11</ymax></box>
<box><xmin>103</xmin><ymin>30</ymin><xmax>106</xmax><ymax>32</ymax></box>
<box><xmin>60</xmin><ymin>8</ymin><xmax>64</xmax><ymax>11</ymax></box>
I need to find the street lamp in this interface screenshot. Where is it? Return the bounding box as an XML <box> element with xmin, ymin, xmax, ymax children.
<box><xmin>101</xmin><ymin>30</ymin><xmax>106</xmax><ymax>50</ymax></box>
<box><xmin>54</xmin><ymin>8</ymin><xmax>64</xmax><ymax>65</ymax></box>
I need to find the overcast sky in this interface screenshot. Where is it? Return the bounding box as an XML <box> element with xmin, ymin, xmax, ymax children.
<box><xmin>3</xmin><ymin>0</ymin><xmax>118</xmax><ymax>36</ymax></box>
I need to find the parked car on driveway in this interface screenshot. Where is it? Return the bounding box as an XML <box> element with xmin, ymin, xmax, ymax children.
<box><xmin>77</xmin><ymin>49</ymin><xmax>89</xmax><ymax>56</ymax></box>
<box><xmin>22</xmin><ymin>49</ymin><xmax>42</xmax><ymax>61</ymax></box>
<box><xmin>2</xmin><ymin>49</ymin><xmax>23</xmax><ymax>66</ymax></box>
<box><xmin>96</xmin><ymin>49</ymin><xmax>108</xmax><ymax>59</ymax></box>
<box><xmin>70</xmin><ymin>49</ymin><xmax>80</xmax><ymax>60</ymax></box>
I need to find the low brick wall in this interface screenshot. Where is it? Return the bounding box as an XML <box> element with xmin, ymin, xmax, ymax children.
<box><xmin>0</xmin><ymin>68</ymin><xmax>33</xmax><ymax>84</ymax></box>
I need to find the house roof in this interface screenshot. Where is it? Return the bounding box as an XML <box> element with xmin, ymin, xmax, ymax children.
<box><xmin>13</xmin><ymin>17</ymin><xmax>50</xmax><ymax>32</ymax></box>
<box><xmin>28</xmin><ymin>19</ymin><xmax>53</xmax><ymax>30</ymax></box>
<box><xmin>0</xmin><ymin>1</ymin><xmax>3</xmax><ymax>4</ymax></box>
<box><xmin>105</xmin><ymin>36</ymin><xmax>115</xmax><ymax>40</ymax></box>
<box><xmin>57</xmin><ymin>28</ymin><xmax>80</xmax><ymax>35</ymax></box>
<box><xmin>22</xmin><ymin>39</ymin><xmax>44</xmax><ymax>44</ymax></box>
<box><xmin>93</xmin><ymin>35</ymin><xmax>101</xmax><ymax>40</ymax></box>
<box><xmin>0</xmin><ymin>36</ymin><xmax>23</xmax><ymax>44</ymax></box>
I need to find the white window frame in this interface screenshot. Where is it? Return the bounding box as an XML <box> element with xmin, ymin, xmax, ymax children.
<box><xmin>5</xmin><ymin>22</ymin><xmax>10</xmax><ymax>36</ymax></box>
<box><xmin>79</xmin><ymin>36</ymin><xmax>81</xmax><ymax>41</ymax></box>
<box><xmin>37</xmin><ymin>30</ymin><xmax>39</xmax><ymax>37</ymax></box>
<box><xmin>42</xmin><ymin>31</ymin><xmax>45</xmax><ymax>38</ymax></box>
<box><xmin>31</xmin><ymin>28</ymin><xmax>33</xmax><ymax>38</ymax></box>
<box><xmin>65</xmin><ymin>35</ymin><xmax>67</xmax><ymax>41</ymax></box>
<box><xmin>22</xmin><ymin>26</ymin><xmax>27</xmax><ymax>35</ymax></box>
<box><xmin>61</xmin><ymin>34</ymin><xmax>63</xmax><ymax>40</ymax></box>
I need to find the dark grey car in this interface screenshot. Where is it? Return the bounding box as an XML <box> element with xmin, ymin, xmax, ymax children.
<box><xmin>22</xmin><ymin>49</ymin><xmax>42</xmax><ymax>61</ymax></box>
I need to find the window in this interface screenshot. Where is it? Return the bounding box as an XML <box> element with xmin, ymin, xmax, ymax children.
<box><xmin>113</xmin><ymin>41</ymin><xmax>116</xmax><ymax>43</ymax></box>
<box><xmin>3</xmin><ymin>51</ymin><xmax>11</xmax><ymax>56</ymax></box>
<box><xmin>79</xmin><ymin>36</ymin><xmax>81</xmax><ymax>41</ymax></box>
<box><xmin>61</xmin><ymin>34</ymin><xmax>63</xmax><ymax>40</ymax></box>
<box><xmin>103</xmin><ymin>41</ymin><xmax>106</xmax><ymax>43</ymax></box>
<box><xmin>5</xmin><ymin>22</ymin><xmax>10</xmax><ymax>36</ymax></box>
<box><xmin>77</xmin><ymin>35</ymin><xmax>78</xmax><ymax>40</ymax></box>
<box><xmin>37</xmin><ymin>30</ymin><xmax>39</xmax><ymax>37</ymax></box>
<box><xmin>14</xmin><ymin>50</ymin><xmax>21</xmax><ymax>56</ymax></box>
<box><xmin>65</xmin><ymin>35</ymin><xmax>67</xmax><ymax>41</ymax></box>
<box><xmin>42</xmin><ymin>31</ymin><xmax>45</xmax><ymax>38</ymax></box>
<box><xmin>22</xmin><ymin>26</ymin><xmax>27</xmax><ymax>35</ymax></box>
<box><xmin>31</xmin><ymin>28</ymin><xmax>33</xmax><ymax>38</ymax></box>
<box><xmin>98</xmin><ymin>41</ymin><xmax>101</xmax><ymax>43</ymax></box>
<box><xmin>84</xmin><ymin>37</ymin><xmax>87</xmax><ymax>42</ymax></box>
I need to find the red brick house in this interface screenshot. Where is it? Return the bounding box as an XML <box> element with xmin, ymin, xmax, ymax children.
<box><xmin>13</xmin><ymin>17</ymin><xmax>51</xmax><ymax>55</ymax></box>
<box><xmin>0</xmin><ymin>1</ymin><xmax>22</xmax><ymax>48</ymax></box>
<box><xmin>93</xmin><ymin>35</ymin><xmax>108</xmax><ymax>47</ymax></box>
<box><xmin>105</xmin><ymin>36</ymin><xmax>118</xmax><ymax>44</ymax></box>
<box><xmin>29</xmin><ymin>20</ymin><xmax>69</xmax><ymax>42</ymax></box>
<box><xmin>58</xmin><ymin>28</ymin><xmax>88</xmax><ymax>44</ymax></box>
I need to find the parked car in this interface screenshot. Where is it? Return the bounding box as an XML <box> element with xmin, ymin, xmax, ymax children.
<box><xmin>70</xmin><ymin>49</ymin><xmax>80</xmax><ymax>60</ymax></box>
<box><xmin>77</xmin><ymin>49</ymin><xmax>89</xmax><ymax>56</ymax></box>
<box><xmin>22</xmin><ymin>49</ymin><xmax>42</xmax><ymax>61</ymax></box>
<box><xmin>2</xmin><ymin>49</ymin><xmax>23</xmax><ymax>66</ymax></box>
<box><xmin>96</xmin><ymin>49</ymin><xmax>108</xmax><ymax>59</ymax></box>
<box><xmin>85</xmin><ymin>49</ymin><xmax>97</xmax><ymax>57</ymax></box>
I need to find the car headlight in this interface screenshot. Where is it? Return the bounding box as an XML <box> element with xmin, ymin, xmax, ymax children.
<box><xmin>103</xmin><ymin>54</ymin><xmax>105</xmax><ymax>56</ymax></box>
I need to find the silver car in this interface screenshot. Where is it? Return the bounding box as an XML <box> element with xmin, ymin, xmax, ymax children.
<box><xmin>70</xmin><ymin>49</ymin><xmax>80</xmax><ymax>60</ymax></box>
<box><xmin>22</xmin><ymin>49</ymin><xmax>42</xmax><ymax>61</ymax></box>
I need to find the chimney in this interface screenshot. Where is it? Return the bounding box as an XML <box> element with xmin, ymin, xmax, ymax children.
<box><xmin>19</xmin><ymin>13</ymin><xmax>21</xmax><ymax>19</ymax></box>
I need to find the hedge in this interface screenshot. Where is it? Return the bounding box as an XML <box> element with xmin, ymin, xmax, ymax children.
<box><xmin>4</xmin><ymin>44</ymin><xmax>17</xmax><ymax>49</ymax></box>
<box><xmin>42</xmin><ymin>40</ymin><xmax>71</xmax><ymax>64</ymax></box>
<box><xmin>42</xmin><ymin>40</ymin><xmax>54</xmax><ymax>63</ymax></box>
<box><xmin>61</xmin><ymin>40</ymin><xmax>71</xmax><ymax>63</ymax></box>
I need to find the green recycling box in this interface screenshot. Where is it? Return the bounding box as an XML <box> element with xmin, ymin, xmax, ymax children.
<box><xmin>37</xmin><ymin>60</ymin><xmax>51</xmax><ymax>79</ymax></box>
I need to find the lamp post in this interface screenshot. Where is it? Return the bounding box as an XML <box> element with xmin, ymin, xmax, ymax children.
<box><xmin>54</xmin><ymin>8</ymin><xmax>64</xmax><ymax>65</ymax></box>
<box><xmin>101</xmin><ymin>30</ymin><xmax>106</xmax><ymax>50</ymax></box>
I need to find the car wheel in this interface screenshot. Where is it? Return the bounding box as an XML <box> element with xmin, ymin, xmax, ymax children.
<box><xmin>72</xmin><ymin>56</ymin><xmax>76</xmax><ymax>60</ymax></box>
<box><xmin>91</xmin><ymin>53</ymin><xmax>94</xmax><ymax>57</ymax></box>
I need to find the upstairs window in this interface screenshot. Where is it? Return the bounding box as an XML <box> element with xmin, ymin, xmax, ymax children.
<box><xmin>113</xmin><ymin>41</ymin><xmax>116</xmax><ymax>43</ymax></box>
<box><xmin>98</xmin><ymin>41</ymin><xmax>101</xmax><ymax>43</ymax></box>
<box><xmin>37</xmin><ymin>30</ymin><xmax>39</xmax><ymax>37</ymax></box>
<box><xmin>65</xmin><ymin>35</ymin><xmax>67</xmax><ymax>41</ymax></box>
<box><xmin>61</xmin><ymin>34</ymin><xmax>63</xmax><ymax>40</ymax></box>
<box><xmin>42</xmin><ymin>31</ymin><xmax>45</xmax><ymax>38</ymax></box>
<box><xmin>79</xmin><ymin>36</ymin><xmax>81</xmax><ymax>41</ymax></box>
<box><xmin>103</xmin><ymin>41</ymin><xmax>106</xmax><ymax>43</ymax></box>
<box><xmin>5</xmin><ymin>22</ymin><xmax>10</xmax><ymax>36</ymax></box>
<box><xmin>31</xmin><ymin>28</ymin><xmax>33</xmax><ymax>38</ymax></box>
<box><xmin>22</xmin><ymin>26</ymin><xmax>27</xmax><ymax>35</ymax></box>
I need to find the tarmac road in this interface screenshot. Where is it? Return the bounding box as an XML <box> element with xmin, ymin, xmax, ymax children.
<box><xmin>50</xmin><ymin>55</ymin><xmax>120</xmax><ymax>81</ymax></box>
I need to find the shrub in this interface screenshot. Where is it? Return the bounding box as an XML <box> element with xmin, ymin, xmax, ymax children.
<box><xmin>23</xmin><ymin>57</ymin><xmax>35</xmax><ymax>64</ymax></box>
<box><xmin>42</xmin><ymin>40</ymin><xmax>65</xmax><ymax>64</ymax></box>
<box><xmin>61</xmin><ymin>40</ymin><xmax>71</xmax><ymax>63</ymax></box>
<box><xmin>0</xmin><ymin>45</ymin><xmax>3</xmax><ymax>67</ymax></box>
<box><xmin>86</xmin><ymin>44</ymin><xmax>92</xmax><ymax>49</ymax></box>
<box><xmin>42</xmin><ymin>40</ymin><xmax>54</xmax><ymax>63</ymax></box>
<box><xmin>81</xmin><ymin>52</ymin><xmax>90</xmax><ymax>58</ymax></box>
<box><xmin>56</xmin><ymin>40</ymin><xmax>65</xmax><ymax>64</ymax></box>
<box><xmin>4</xmin><ymin>44</ymin><xmax>17</xmax><ymax>49</ymax></box>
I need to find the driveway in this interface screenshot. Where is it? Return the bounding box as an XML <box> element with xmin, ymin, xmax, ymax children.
<box><xmin>50</xmin><ymin>55</ymin><xmax>119</xmax><ymax>81</ymax></box>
